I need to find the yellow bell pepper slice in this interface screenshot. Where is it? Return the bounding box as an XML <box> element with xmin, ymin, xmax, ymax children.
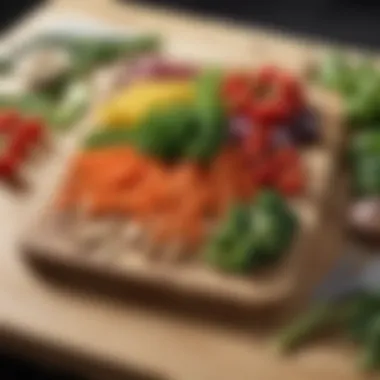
<box><xmin>98</xmin><ymin>79</ymin><xmax>195</xmax><ymax>128</ymax></box>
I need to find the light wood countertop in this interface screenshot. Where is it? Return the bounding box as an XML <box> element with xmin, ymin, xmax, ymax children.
<box><xmin>0</xmin><ymin>1</ymin><xmax>364</xmax><ymax>379</ymax></box>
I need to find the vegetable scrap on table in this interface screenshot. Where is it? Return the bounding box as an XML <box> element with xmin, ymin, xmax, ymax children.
<box><xmin>57</xmin><ymin>58</ymin><xmax>322</xmax><ymax>271</ymax></box>
<box><xmin>315</xmin><ymin>54</ymin><xmax>380</xmax><ymax>240</ymax></box>
<box><xmin>0</xmin><ymin>33</ymin><xmax>160</xmax><ymax>132</ymax></box>
<box><xmin>277</xmin><ymin>293</ymin><xmax>380</xmax><ymax>373</ymax></box>
<box><xmin>277</xmin><ymin>53</ymin><xmax>380</xmax><ymax>374</ymax></box>
<box><xmin>0</xmin><ymin>33</ymin><xmax>159</xmax><ymax>185</ymax></box>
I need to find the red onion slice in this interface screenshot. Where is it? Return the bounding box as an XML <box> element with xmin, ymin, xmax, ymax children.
<box><xmin>121</xmin><ymin>55</ymin><xmax>198</xmax><ymax>86</ymax></box>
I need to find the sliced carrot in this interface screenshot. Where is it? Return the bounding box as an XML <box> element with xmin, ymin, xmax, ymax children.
<box><xmin>56</xmin><ymin>144</ymin><xmax>260</xmax><ymax>245</ymax></box>
<box><xmin>83</xmin><ymin>192</ymin><xmax>121</xmax><ymax>216</ymax></box>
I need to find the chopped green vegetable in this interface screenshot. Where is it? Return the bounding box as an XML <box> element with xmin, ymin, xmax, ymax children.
<box><xmin>345</xmin><ymin>73</ymin><xmax>380</xmax><ymax>126</ymax></box>
<box><xmin>352</xmin><ymin>155</ymin><xmax>380</xmax><ymax>196</ymax></box>
<box><xmin>204</xmin><ymin>191</ymin><xmax>297</xmax><ymax>274</ymax></box>
<box><xmin>84</xmin><ymin>128</ymin><xmax>137</xmax><ymax>149</ymax></box>
<box><xmin>318</xmin><ymin>53</ymin><xmax>355</xmax><ymax>95</ymax></box>
<box><xmin>49</xmin><ymin>79</ymin><xmax>90</xmax><ymax>129</ymax></box>
<box><xmin>318</xmin><ymin>53</ymin><xmax>380</xmax><ymax>127</ymax></box>
<box><xmin>350</xmin><ymin>130</ymin><xmax>380</xmax><ymax>158</ymax></box>
<box><xmin>83</xmin><ymin>102</ymin><xmax>196</xmax><ymax>155</ymax></box>
<box><xmin>136</xmin><ymin>102</ymin><xmax>197</xmax><ymax>161</ymax></box>
<box><xmin>83</xmin><ymin>72</ymin><xmax>227</xmax><ymax>163</ymax></box>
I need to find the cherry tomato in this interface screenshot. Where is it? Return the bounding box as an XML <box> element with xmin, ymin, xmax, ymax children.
<box><xmin>0</xmin><ymin>113</ymin><xmax>46</xmax><ymax>181</ymax></box>
<box><xmin>243</xmin><ymin>127</ymin><xmax>272</xmax><ymax>159</ymax></box>
<box><xmin>248</xmin><ymin>66</ymin><xmax>304</xmax><ymax>125</ymax></box>
<box><xmin>276</xmin><ymin>165</ymin><xmax>305</xmax><ymax>196</ymax></box>
<box><xmin>9</xmin><ymin>128</ymin><xmax>30</xmax><ymax>158</ymax></box>
<box><xmin>253</xmin><ymin>159</ymin><xmax>275</xmax><ymax>186</ymax></box>
<box><xmin>271</xmin><ymin>146</ymin><xmax>300</xmax><ymax>170</ymax></box>
<box><xmin>222</xmin><ymin>73</ymin><xmax>251</xmax><ymax>114</ymax></box>
<box><xmin>22</xmin><ymin>117</ymin><xmax>45</xmax><ymax>144</ymax></box>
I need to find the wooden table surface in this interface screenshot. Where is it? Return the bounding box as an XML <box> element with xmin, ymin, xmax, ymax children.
<box><xmin>0</xmin><ymin>1</ymin><xmax>367</xmax><ymax>379</ymax></box>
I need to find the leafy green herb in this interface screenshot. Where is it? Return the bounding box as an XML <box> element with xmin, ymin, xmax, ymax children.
<box><xmin>204</xmin><ymin>191</ymin><xmax>297</xmax><ymax>274</ymax></box>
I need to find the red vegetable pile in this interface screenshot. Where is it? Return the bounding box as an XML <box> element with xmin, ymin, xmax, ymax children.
<box><xmin>223</xmin><ymin>65</ymin><xmax>317</xmax><ymax>196</ymax></box>
<box><xmin>0</xmin><ymin>110</ymin><xmax>45</xmax><ymax>180</ymax></box>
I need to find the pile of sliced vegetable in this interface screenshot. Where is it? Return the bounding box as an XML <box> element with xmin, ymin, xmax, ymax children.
<box><xmin>0</xmin><ymin>33</ymin><xmax>159</xmax><ymax>184</ymax></box>
<box><xmin>0</xmin><ymin>33</ymin><xmax>159</xmax><ymax>132</ymax></box>
<box><xmin>317</xmin><ymin>53</ymin><xmax>380</xmax><ymax>127</ymax></box>
<box><xmin>277</xmin><ymin>53</ymin><xmax>380</xmax><ymax>373</ymax></box>
<box><xmin>57</xmin><ymin>59</ymin><xmax>322</xmax><ymax>272</ymax></box>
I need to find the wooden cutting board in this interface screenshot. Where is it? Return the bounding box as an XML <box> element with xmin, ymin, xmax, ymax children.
<box><xmin>21</xmin><ymin>62</ymin><xmax>346</xmax><ymax>314</ymax></box>
<box><xmin>1</xmin><ymin>2</ymin><xmax>366</xmax><ymax>380</ymax></box>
